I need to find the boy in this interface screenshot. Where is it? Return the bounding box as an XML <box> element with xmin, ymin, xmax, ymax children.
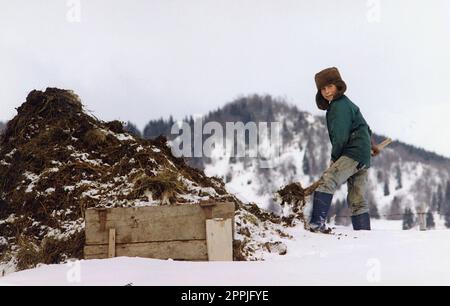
<box><xmin>310</xmin><ymin>67</ymin><xmax>380</xmax><ymax>232</ymax></box>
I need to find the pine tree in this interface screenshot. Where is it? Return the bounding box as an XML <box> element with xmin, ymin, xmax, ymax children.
<box><xmin>445</xmin><ymin>213</ymin><xmax>450</xmax><ymax>229</ymax></box>
<box><xmin>388</xmin><ymin>196</ymin><xmax>403</xmax><ymax>220</ymax></box>
<box><xmin>282</xmin><ymin>121</ymin><xmax>293</xmax><ymax>144</ymax></box>
<box><xmin>125</xmin><ymin>121</ymin><xmax>142</xmax><ymax>138</ymax></box>
<box><xmin>302</xmin><ymin>151</ymin><xmax>310</xmax><ymax>175</ymax></box>
<box><xmin>437</xmin><ymin>184</ymin><xmax>444</xmax><ymax>214</ymax></box>
<box><xmin>395</xmin><ymin>165</ymin><xmax>403</xmax><ymax>190</ymax></box>
<box><xmin>426</xmin><ymin>211</ymin><xmax>435</xmax><ymax>229</ymax></box>
<box><xmin>142</xmin><ymin>116</ymin><xmax>178</xmax><ymax>140</ymax></box>
<box><xmin>444</xmin><ymin>182</ymin><xmax>450</xmax><ymax>228</ymax></box>
<box><xmin>383</xmin><ymin>180</ymin><xmax>390</xmax><ymax>196</ymax></box>
<box><xmin>376</xmin><ymin>170</ymin><xmax>383</xmax><ymax>183</ymax></box>
<box><xmin>369</xmin><ymin>200</ymin><xmax>380</xmax><ymax>219</ymax></box>
<box><xmin>265</xmin><ymin>103</ymin><xmax>275</xmax><ymax>122</ymax></box>
<box><xmin>431</xmin><ymin>193</ymin><xmax>438</xmax><ymax>213</ymax></box>
<box><xmin>445</xmin><ymin>181</ymin><xmax>450</xmax><ymax>209</ymax></box>
<box><xmin>402</xmin><ymin>208</ymin><xmax>415</xmax><ymax>230</ymax></box>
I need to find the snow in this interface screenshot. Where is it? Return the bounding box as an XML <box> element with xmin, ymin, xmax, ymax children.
<box><xmin>64</xmin><ymin>186</ymin><xmax>75</xmax><ymax>192</ymax></box>
<box><xmin>5</xmin><ymin>149</ymin><xmax>17</xmax><ymax>158</ymax></box>
<box><xmin>0</xmin><ymin>214</ymin><xmax>17</xmax><ymax>225</ymax></box>
<box><xmin>368</xmin><ymin>159</ymin><xmax>449</xmax><ymax>217</ymax></box>
<box><xmin>0</xmin><ymin>257</ymin><xmax>16</xmax><ymax>277</ymax></box>
<box><xmin>71</xmin><ymin>152</ymin><xmax>103</xmax><ymax>166</ymax></box>
<box><xmin>115</xmin><ymin>133</ymin><xmax>134</xmax><ymax>141</ymax></box>
<box><xmin>180</xmin><ymin>177</ymin><xmax>218</xmax><ymax>198</ymax></box>
<box><xmin>304</xmin><ymin>113</ymin><xmax>316</xmax><ymax>124</ymax></box>
<box><xmin>177</xmin><ymin>193</ymin><xmax>210</xmax><ymax>202</ymax></box>
<box><xmin>96</xmin><ymin>127</ymin><xmax>134</xmax><ymax>142</ymax></box>
<box><xmin>45</xmin><ymin>218</ymin><xmax>84</xmax><ymax>241</ymax></box>
<box><xmin>202</xmin><ymin>112</ymin><xmax>334</xmax><ymax>212</ymax></box>
<box><xmin>2</xmin><ymin>220</ymin><xmax>450</xmax><ymax>285</ymax></box>
<box><xmin>44</xmin><ymin>188</ymin><xmax>55</xmax><ymax>194</ymax></box>
<box><xmin>81</xmin><ymin>189</ymin><xmax>100</xmax><ymax>199</ymax></box>
<box><xmin>23</xmin><ymin>171</ymin><xmax>40</xmax><ymax>193</ymax></box>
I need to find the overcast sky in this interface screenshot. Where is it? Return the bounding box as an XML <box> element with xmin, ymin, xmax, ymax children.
<box><xmin>1</xmin><ymin>0</ymin><xmax>449</xmax><ymax>157</ymax></box>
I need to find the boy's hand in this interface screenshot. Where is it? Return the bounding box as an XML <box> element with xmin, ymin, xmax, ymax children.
<box><xmin>371</xmin><ymin>145</ymin><xmax>381</xmax><ymax>156</ymax></box>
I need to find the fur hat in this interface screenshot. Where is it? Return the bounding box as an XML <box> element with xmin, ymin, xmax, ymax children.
<box><xmin>314</xmin><ymin>67</ymin><xmax>347</xmax><ymax>110</ymax></box>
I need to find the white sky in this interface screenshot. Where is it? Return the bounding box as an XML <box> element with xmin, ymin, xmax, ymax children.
<box><xmin>1</xmin><ymin>0</ymin><xmax>449</xmax><ymax>157</ymax></box>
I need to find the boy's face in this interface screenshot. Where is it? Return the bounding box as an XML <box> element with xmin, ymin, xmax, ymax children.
<box><xmin>321</xmin><ymin>84</ymin><xmax>337</xmax><ymax>102</ymax></box>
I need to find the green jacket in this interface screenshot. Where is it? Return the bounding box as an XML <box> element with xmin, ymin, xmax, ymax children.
<box><xmin>326</xmin><ymin>95</ymin><xmax>372</xmax><ymax>168</ymax></box>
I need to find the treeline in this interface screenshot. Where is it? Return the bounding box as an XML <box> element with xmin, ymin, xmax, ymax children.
<box><xmin>402</xmin><ymin>180</ymin><xmax>450</xmax><ymax>229</ymax></box>
<box><xmin>137</xmin><ymin>94</ymin><xmax>310</xmax><ymax>143</ymax></box>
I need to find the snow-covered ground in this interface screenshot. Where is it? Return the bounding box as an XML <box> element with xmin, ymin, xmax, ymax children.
<box><xmin>1</xmin><ymin>220</ymin><xmax>449</xmax><ymax>286</ymax></box>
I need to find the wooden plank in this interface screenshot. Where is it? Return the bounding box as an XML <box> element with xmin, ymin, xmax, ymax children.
<box><xmin>108</xmin><ymin>228</ymin><xmax>116</xmax><ymax>258</ymax></box>
<box><xmin>85</xmin><ymin>202</ymin><xmax>234</xmax><ymax>245</ymax></box>
<box><xmin>86</xmin><ymin>210</ymin><xmax>207</xmax><ymax>245</ymax></box>
<box><xmin>199</xmin><ymin>200</ymin><xmax>217</xmax><ymax>207</ymax></box>
<box><xmin>206</xmin><ymin>218</ymin><xmax>233</xmax><ymax>261</ymax></box>
<box><xmin>84</xmin><ymin>240</ymin><xmax>208</xmax><ymax>260</ymax></box>
<box><xmin>85</xmin><ymin>202</ymin><xmax>234</xmax><ymax>223</ymax></box>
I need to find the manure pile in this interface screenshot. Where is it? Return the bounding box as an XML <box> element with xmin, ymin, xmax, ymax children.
<box><xmin>0</xmin><ymin>88</ymin><xmax>290</xmax><ymax>272</ymax></box>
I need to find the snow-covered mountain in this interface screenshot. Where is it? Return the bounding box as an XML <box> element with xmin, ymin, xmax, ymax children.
<box><xmin>143</xmin><ymin>95</ymin><xmax>450</xmax><ymax>224</ymax></box>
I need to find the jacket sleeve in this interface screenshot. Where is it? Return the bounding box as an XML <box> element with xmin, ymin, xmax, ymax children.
<box><xmin>328</xmin><ymin>103</ymin><xmax>353</xmax><ymax>162</ymax></box>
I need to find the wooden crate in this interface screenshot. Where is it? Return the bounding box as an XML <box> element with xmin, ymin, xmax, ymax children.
<box><xmin>84</xmin><ymin>202</ymin><xmax>235</xmax><ymax>261</ymax></box>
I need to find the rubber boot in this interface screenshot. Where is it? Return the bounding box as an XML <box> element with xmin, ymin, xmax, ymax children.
<box><xmin>309</xmin><ymin>191</ymin><xmax>333</xmax><ymax>233</ymax></box>
<box><xmin>351</xmin><ymin>212</ymin><xmax>371</xmax><ymax>230</ymax></box>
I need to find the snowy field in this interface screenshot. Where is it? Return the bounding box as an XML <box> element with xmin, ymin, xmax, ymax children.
<box><xmin>1</xmin><ymin>220</ymin><xmax>449</xmax><ymax>286</ymax></box>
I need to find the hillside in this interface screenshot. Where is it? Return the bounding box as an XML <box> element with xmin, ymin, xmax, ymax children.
<box><xmin>142</xmin><ymin>95</ymin><xmax>450</xmax><ymax>224</ymax></box>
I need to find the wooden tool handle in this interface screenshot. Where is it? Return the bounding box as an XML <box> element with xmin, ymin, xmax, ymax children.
<box><xmin>371</xmin><ymin>137</ymin><xmax>392</xmax><ymax>157</ymax></box>
<box><xmin>377</xmin><ymin>138</ymin><xmax>392</xmax><ymax>150</ymax></box>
